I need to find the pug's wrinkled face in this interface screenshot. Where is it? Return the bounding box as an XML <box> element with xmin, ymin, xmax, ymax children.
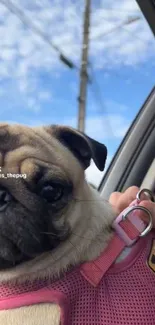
<box><xmin>0</xmin><ymin>123</ymin><xmax>107</xmax><ymax>270</ymax></box>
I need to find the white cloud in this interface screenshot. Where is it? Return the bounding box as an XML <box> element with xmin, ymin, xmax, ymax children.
<box><xmin>61</xmin><ymin>113</ymin><xmax>130</xmax><ymax>141</ymax></box>
<box><xmin>38</xmin><ymin>90</ymin><xmax>52</xmax><ymax>101</ymax></box>
<box><xmin>0</xmin><ymin>0</ymin><xmax>154</xmax><ymax>110</ymax></box>
<box><xmin>105</xmin><ymin>99</ymin><xmax>128</xmax><ymax>112</ymax></box>
<box><xmin>27</xmin><ymin>97</ymin><xmax>40</xmax><ymax>112</ymax></box>
<box><xmin>0</xmin><ymin>88</ymin><xmax>6</xmax><ymax>97</ymax></box>
<box><xmin>86</xmin><ymin>114</ymin><xmax>130</xmax><ymax>140</ymax></box>
<box><xmin>86</xmin><ymin>155</ymin><xmax>112</xmax><ymax>188</ymax></box>
<box><xmin>86</xmin><ymin>161</ymin><xmax>105</xmax><ymax>188</ymax></box>
<box><xmin>2</xmin><ymin>112</ymin><xmax>130</xmax><ymax>141</ymax></box>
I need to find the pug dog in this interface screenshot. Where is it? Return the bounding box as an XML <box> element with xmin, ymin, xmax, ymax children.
<box><xmin>0</xmin><ymin>122</ymin><xmax>116</xmax><ymax>325</ymax></box>
<box><xmin>1</xmin><ymin>123</ymin><xmax>154</xmax><ymax>325</ymax></box>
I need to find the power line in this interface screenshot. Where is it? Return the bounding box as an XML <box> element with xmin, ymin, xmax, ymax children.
<box><xmin>99</xmin><ymin>12</ymin><xmax>153</xmax><ymax>45</ymax></box>
<box><xmin>88</xmin><ymin>62</ymin><xmax>115</xmax><ymax>138</ymax></box>
<box><xmin>0</xmin><ymin>0</ymin><xmax>77</xmax><ymax>69</ymax></box>
<box><xmin>90</xmin><ymin>16</ymin><xmax>141</xmax><ymax>41</ymax></box>
<box><xmin>90</xmin><ymin>14</ymin><xmax>155</xmax><ymax>83</ymax></box>
<box><xmin>95</xmin><ymin>5</ymin><xmax>141</xmax><ymax>14</ymax></box>
<box><xmin>122</xmin><ymin>25</ymin><xmax>155</xmax><ymax>44</ymax></box>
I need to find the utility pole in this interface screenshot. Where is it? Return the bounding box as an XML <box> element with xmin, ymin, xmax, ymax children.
<box><xmin>78</xmin><ymin>0</ymin><xmax>91</xmax><ymax>132</ymax></box>
<box><xmin>77</xmin><ymin>2</ymin><xmax>140</xmax><ymax>132</ymax></box>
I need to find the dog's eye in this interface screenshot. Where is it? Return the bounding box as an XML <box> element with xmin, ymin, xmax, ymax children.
<box><xmin>0</xmin><ymin>189</ymin><xmax>12</xmax><ymax>211</ymax></box>
<box><xmin>40</xmin><ymin>184</ymin><xmax>64</xmax><ymax>202</ymax></box>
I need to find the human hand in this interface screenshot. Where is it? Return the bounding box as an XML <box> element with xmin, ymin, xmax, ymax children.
<box><xmin>109</xmin><ymin>186</ymin><xmax>155</xmax><ymax>228</ymax></box>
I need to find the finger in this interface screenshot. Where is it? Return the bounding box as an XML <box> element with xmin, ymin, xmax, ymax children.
<box><xmin>109</xmin><ymin>192</ymin><xmax>122</xmax><ymax>205</ymax></box>
<box><xmin>123</xmin><ymin>186</ymin><xmax>140</xmax><ymax>202</ymax></box>
<box><xmin>109</xmin><ymin>186</ymin><xmax>140</xmax><ymax>213</ymax></box>
<box><xmin>117</xmin><ymin>186</ymin><xmax>140</xmax><ymax>212</ymax></box>
<box><xmin>109</xmin><ymin>192</ymin><xmax>123</xmax><ymax>214</ymax></box>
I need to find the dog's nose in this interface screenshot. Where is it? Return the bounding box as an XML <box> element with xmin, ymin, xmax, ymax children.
<box><xmin>0</xmin><ymin>188</ymin><xmax>12</xmax><ymax>211</ymax></box>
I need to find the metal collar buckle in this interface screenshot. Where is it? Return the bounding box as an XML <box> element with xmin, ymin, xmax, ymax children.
<box><xmin>122</xmin><ymin>205</ymin><xmax>153</xmax><ymax>238</ymax></box>
<box><xmin>113</xmin><ymin>188</ymin><xmax>154</xmax><ymax>246</ymax></box>
<box><xmin>136</xmin><ymin>188</ymin><xmax>155</xmax><ymax>203</ymax></box>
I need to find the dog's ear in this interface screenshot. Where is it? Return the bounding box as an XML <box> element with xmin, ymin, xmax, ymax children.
<box><xmin>45</xmin><ymin>125</ymin><xmax>107</xmax><ymax>171</ymax></box>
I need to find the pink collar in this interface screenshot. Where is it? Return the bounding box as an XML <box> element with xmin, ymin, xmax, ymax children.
<box><xmin>0</xmin><ymin>190</ymin><xmax>153</xmax><ymax>295</ymax></box>
<box><xmin>80</xmin><ymin>193</ymin><xmax>153</xmax><ymax>287</ymax></box>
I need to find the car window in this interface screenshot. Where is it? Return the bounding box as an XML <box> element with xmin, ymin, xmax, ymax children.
<box><xmin>85</xmin><ymin>1</ymin><xmax>155</xmax><ymax>188</ymax></box>
<box><xmin>0</xmin><ymin>0</ymin><xmax>154</xmax><ymax>189</ymax></box>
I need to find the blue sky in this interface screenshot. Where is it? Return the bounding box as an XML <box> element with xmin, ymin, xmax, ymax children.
<box><xmin>0</xmin><ymin>0</ymin><xmax>155</xmax><ymax>186</ymax></box>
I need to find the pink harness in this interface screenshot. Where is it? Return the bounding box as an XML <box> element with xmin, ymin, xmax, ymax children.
<box><xmin>0</xmin><ymin>189</ymin><xmax>154</xmax><ymax>325</ymax></box>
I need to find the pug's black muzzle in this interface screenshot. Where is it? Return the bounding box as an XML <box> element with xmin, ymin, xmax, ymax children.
<box><xmin>0</xmin><ymin>216</ymin><xmax>65</xmax><ymax>270</ymax></box>
<box><xmin>0</xmin><ymin>183</ymin><xmax>70</xmax><ymax>270</ymax></box>
<box><xmin>0</xmin><ymin>214</ymin><xmax>47</xmax><ymax>270</ymax></box>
